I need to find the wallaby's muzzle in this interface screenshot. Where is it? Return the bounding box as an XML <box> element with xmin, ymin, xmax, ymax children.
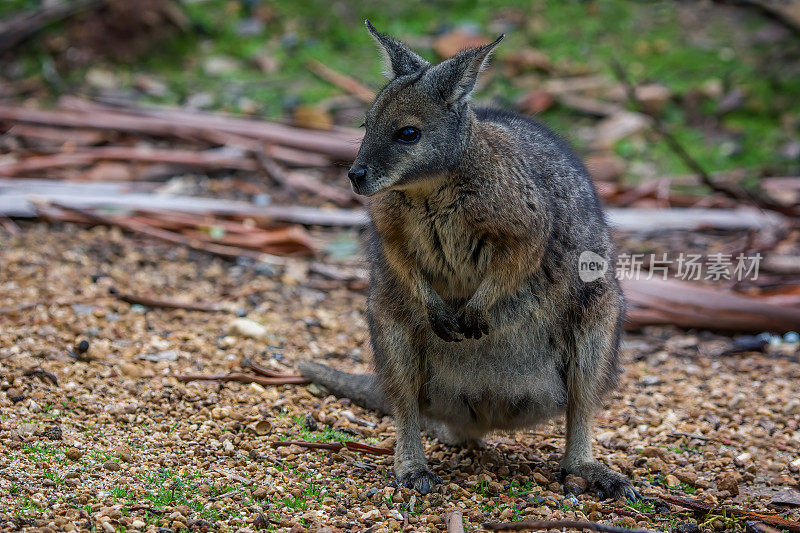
<box><xmin>347</xmin><ymin>164</ymin><xmax>369</xmax><ymax>195</ymax></box>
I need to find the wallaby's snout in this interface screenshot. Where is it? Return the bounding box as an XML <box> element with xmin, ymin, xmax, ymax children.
<box><xmin>347</xmin><ymin>165</ymin><xmax>369</xmax><ymax>194</ymax></box>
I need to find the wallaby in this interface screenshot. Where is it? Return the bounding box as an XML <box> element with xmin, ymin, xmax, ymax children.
<box><xmin>299</xmin><ymin>20</ymin><xmax>638</xmax><ymax>500</ymax></box>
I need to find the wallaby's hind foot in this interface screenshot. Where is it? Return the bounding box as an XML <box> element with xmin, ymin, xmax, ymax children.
<box><xmin>395</xmin><ymin>467</ymin><xmax>442</xmax><ymax>495</ymax></box>
<box><xmin>564</xmin><ymin>462</ymin><xmax>641</xmax><ymax>501</ymax></box>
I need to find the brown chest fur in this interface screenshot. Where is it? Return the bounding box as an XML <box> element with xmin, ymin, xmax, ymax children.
<box><xmin>370</xmin><ymin>182</ymin><xmax>490</xmax><ymax>302</ymax></box>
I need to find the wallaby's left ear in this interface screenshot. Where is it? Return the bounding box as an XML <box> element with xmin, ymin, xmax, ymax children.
<box><xmin>365</xmin><ymin>19</ymin><xmax>430</xmax><ymax>79</ymax></box>
<box><xmin>424</xmin><ymin>34</ymin><xmax>504</xmax><ymax>105</ymax></box>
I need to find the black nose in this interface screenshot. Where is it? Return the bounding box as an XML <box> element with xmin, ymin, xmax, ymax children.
<box><xmin>348</xmin><ymin>166</ymin><xmax>368</xmax><ymax>192</ymax></box>
<box><xmin>348</xmin><ymin>166</ymin><xmax>367</xmax><ymax>183</ymax></box>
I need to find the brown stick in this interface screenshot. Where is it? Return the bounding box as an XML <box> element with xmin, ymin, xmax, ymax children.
<box><xmin>241</xmin><ymin>359</ymin><xmax>297</xmax><ymax>379</ymax></box>
<box><xmin>270</xmin><ymin>440</ymin><xmax>393</xmax><ymax>456</ymax></box>
<box><xmin>344</xmin><ymin>442</ymin><xmax>393</xmax><ymax>455</ymax></box>
<box><xmin>484</xmin><ymin>519</ymin><xmax>655</xmax><ymax>532</ymax></box>
<box><xmin>111</xmin><ymin>289</ymin><xmax>226</xmax><ymax>312</ymax></box>
<box><xmin>271</xmin><ymin>441</ymin><xmax>343</xmax><ymax>452</ymax></box>
<box><xmin>659</xmin><ymin>494</ymin><xmax>800</xmax><ymax>533</ymax></box>
<box><xmin>307</xmin><ymin>59</ymin><xmax>376</xmax><ymax>104</ymax></box>
<box><xmin>444</xmin><ymin>510</ymin><xmax>465</xmax><ymax>533</ymax></box>
<box><xmin>172</xmin><ymin>372</ymin><xmax>310</xmax><ymax>386</ymax></box>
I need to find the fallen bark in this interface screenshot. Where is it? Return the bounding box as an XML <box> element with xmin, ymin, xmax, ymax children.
<box><xmin>172</xmin><ymin>372</ymin><xmax>310</xmax><ymax>386</ymax></box>
<box><xmin>7</xmin><ymin>190</ymin><xmax>785</xmax><ymax>233</ymax></box>
<box><xmin>483</xmin><ymin>519</ymin><xmax>654</xmax><ymax>532</ymax></box>
<box><xmin>3</xmin><ymin>189</ymin><xmax>368</xmax><ymax>226</ymax></box>
<box><xmin>659</xmin><ymin>494</ymin><xmax>800</xmax><ymax>533</ymax></box>
<box><xmin>44</xmin><ymin>202</ymin><xmax>271</xmax><ymax>259</ymax></box>
<box><xmin>606</xmin><ymin>207</ymin><xmax>784</xmax><ymax>233</ymax></box>
<box><xmin>623</xmin><ymin>278</ymin><xmax>800</xmax><ymax>332</ymax></box>
<box><xmin>0</xmin><ymin>146</ymin><xmax>259</xmax><ymax>176</ymax></box>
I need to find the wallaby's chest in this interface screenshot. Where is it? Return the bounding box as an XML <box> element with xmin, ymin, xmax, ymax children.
<box><xmin>394</xmin><ymin>195</ymin><xmax>487</xmax><ymax>299</ymax></box>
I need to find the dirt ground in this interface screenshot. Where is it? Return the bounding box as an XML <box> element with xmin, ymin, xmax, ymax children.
<box><xmin>1</xmin><ymin>222</ymin><xmax>799</xmax><ymax>532</ymax></box>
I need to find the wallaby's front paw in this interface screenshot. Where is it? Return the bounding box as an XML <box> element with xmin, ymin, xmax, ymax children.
<box><xmin>428</xmin><ymin>305</ymin><xmax>463</xmax><ymax>342</ymax></box>
<box><xmin>397</xmin><ymin>468</ymin><xmax>442</xmax><ymax>495</ymax></box>
<box><xmin>566</xmin><ymin>462</ymin><xmax>641</xmax><ymax>501</ymax></box>
<box><xmin>459</xmin><ymin>305</ymin><xmax>490</xmax><ymax>339</ymax></box>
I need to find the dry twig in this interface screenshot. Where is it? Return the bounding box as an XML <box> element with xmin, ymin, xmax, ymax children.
<box><xmin>307</xmin><ymin>59</ymin><xmax>376</xmax><ymax>104</ymax></box>
<box><xmin>270</xmin><ymin>440</ymin><xmax>393</xmax><ymax>456</ymax></box>
<box><xmin>659</xmin><ymin>494</ymin><xmax>800</xmax><ymax>533</ymax></box>
<box><xmin>110</xmin><ymin>288</ymin><xmax>226</xmax><ymax>312</ymax></box>
<box><xmin>172</xmin><ymin>372</ymin><xmax>310</xmax><ymax>386</ymax></box>
<box><xmin>484</xmin><ymin>519</ymin><xmax>655</xmax><ymax>532</ymax></box>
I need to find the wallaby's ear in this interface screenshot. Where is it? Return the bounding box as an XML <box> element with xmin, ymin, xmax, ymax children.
<box><xmin>424</xmin><ymin>34</ymin><xmax>504</xmax><ymax>106</ymax></box>
<box><xmin>365</xmin><ymin>20</ymin><xmax>429</xmax><ymax>79</ymax></box>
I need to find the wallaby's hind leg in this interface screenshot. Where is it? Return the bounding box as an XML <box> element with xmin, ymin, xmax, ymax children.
<box><xmin>392</xmin><ymin>396</ymin><xmax>442</xmax><ymax>494</ymax></box>
<box><xmin>561</xmin><ymin>397</ymin><xmax>640</xmax><ymax>500</ymax></box>
<box><xmin>560</xmin><ymin>296</ymin><xmax>640</xmax><ymax>501</ymax></box>
<box><xmin>371</xmin><ymin>320</ymin><xmax>442</xmax><ymax>495</ymax></box>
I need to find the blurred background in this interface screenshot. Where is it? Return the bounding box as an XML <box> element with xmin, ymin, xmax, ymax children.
<box><xmin>1</xmin><ymin>0</ymin><xmax>798</xmax><ymax>179</ymax></box>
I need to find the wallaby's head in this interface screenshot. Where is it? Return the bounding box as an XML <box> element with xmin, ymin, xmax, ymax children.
<box><xmin>348</xmin><ymin>21</ymin><xmax>503</xmax><ymax>196</ymax></box>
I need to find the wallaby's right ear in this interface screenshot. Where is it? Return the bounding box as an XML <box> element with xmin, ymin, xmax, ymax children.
<box><xmin>366</xmin><ymin>20</ymin><xmax>429</xmax><ymax>79</ymax></box>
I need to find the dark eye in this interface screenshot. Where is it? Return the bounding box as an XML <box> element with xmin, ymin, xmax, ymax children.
<box><xmin>394</xmin><ymin>126</ymin><xmax>421</xmax><ymax>144</ymax></box>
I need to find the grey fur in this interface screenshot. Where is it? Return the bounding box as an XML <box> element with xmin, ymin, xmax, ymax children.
<box><xmin>301</xmin><ymin>23</ymin><xmax>638</xmax><ymax>500</ymax></box>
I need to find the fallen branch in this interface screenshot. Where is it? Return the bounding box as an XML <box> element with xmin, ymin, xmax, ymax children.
<box><xmin>110</xmin><ymin>288</ymin><xmax>226</xmax><ymax>312</ymax></box>
<box><xmin>270</xmin><ymin>440</ymin><xmax>393</xmax><ymax>456</ymax></box>
<box><xmin>0</xmin><ymin>146</ymin><xmax>259</xmax><ymax>176</ymax></box>
<box><xmin>172</xmin><ymin>372</ymin><xmax>310</xmax><ymax>386</ymax></box>
<box><xmin>307</xmin><ymin>59</ymin><xmax>375</xmax><ymax>104</ymax></box>
<box><xmin>0</xmin><ymin>0</ymin><xmax>101</xmax><ymax>53</ymax></box>
<box><xmin>659</xmin><ymin>494</ymin><xmax>800</xmax><ymax>533</ymax></box>
<box><xmin>484</xmin><ymin>519</ymin><xmax>654</xmax><ymax>532</ymax></box>
<box><xmin>668</xmin><ymin>432</ymin><xmax>736</xmax><ymax>446</ymax></box>
<box><xmin>0</xmin><ymin>102</ymin><xmax>362</xmax><ymax>161</ymax></box>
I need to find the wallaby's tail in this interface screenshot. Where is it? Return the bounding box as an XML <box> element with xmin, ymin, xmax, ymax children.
<box><xmin>298</xmin><ymin>361</ymin><xmax>391</xmax><ymax>415</ymax></box>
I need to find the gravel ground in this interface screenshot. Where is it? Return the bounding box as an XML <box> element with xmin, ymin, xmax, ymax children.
<box><xmin>1</xmin><ymin>223</ymin><xmax>799</xmax><ymax>532</ymax></box>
